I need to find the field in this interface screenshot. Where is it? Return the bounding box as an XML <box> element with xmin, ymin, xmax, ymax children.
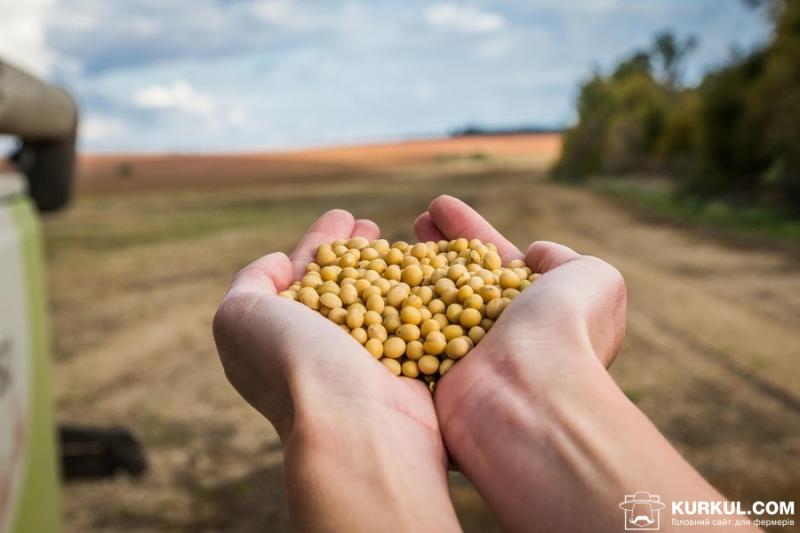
<box><xmin>43</xmin><ymin>134</ymin><xmax>800</xmax><ymax>532</ymax></box>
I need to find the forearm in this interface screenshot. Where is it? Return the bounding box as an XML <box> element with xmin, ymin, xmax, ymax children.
<box><xmin>283</xmin><ymin>410</ymin><xmax>461</xmax><ymax>533</ymax></box>
<box><xmin>440</xmin><ymin>351</ymin><xmax>755</xmax><ymax>533</ymax></box>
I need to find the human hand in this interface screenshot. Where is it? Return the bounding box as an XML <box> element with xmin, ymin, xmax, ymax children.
<box><xmin>415</xmin><ymin>196</ymin><xmax>739</xmax><ymax>533</ymax></box>
<box><xmin>414</xmin><ymin>195</ymin><xmax>626</xmax><ymax>425</ymax></box>
<box><xmin>415</xmin><ymin>195</ymin><xmax>631</xmax><ymax>532</ymax></box>
<box><xmin>213</xmin><ymin>209</ymin><xmax>459</xmax><ymax>532</ymax></box>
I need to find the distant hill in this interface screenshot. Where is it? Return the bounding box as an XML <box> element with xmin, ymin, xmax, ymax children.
<box><xmin>75</xmin><ymin>134</ymin><xmax>561</xmax><ymax>194</ymax></box>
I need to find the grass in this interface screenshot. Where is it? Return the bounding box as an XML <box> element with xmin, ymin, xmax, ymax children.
<box><xmin>623</xmin><ymin>388</ymin><xmax>642</xmax><ymax>404</ymax></box>
<box><xmin>43</xmin><ymin>198</ymin><xmax>298</xmax><ymax>253</ymax></box>
<box><xmin>41</xmin><ymin>171</ymin><xmax>508</xmax><ymax>258</ymax></box>
<box><xmin>584</xmin><ymin>177</ymin><xmax>800</xmax><ymax>243</ymax></box>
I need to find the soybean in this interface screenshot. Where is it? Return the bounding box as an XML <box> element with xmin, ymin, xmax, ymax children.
<box><xmin>291</xmin><ymin>237</ymin><xmax>537</xmax><ymax>389</ymax></box>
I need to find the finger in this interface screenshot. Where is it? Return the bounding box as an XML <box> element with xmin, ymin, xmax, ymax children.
<box><xmin>290</xmin><ymin>209</ymin><xmax>355</xmax><ymax>279</ymax></box>
<box><xmin>524</xmin><ymin>241</ymin><xmax>581</xmax><ymax>273</ymax></box>
<box><xmin>227</xmin><ymin>252</ymin><xmax>294</xmax><ymax>297</ymax></box>
<box><xmin>351</xmin><ymin>218</ymin><xmax>381</xmax><ymax>241</ymax></box>
<box><xmin>427</xmin><ymin>195</ymin><xmax>523</xmax><ymax>263</ymax></box>
<box><xmin>414</xmin><ymin>212</ymin><xmax>445</xmax><ymax>242</ymax></box>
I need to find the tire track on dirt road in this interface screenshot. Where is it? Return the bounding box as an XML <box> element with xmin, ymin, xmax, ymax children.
<box><xmin>656</xmin><ymin>320</ymin><xmax>800</xmax><ymax>414</ymax></box>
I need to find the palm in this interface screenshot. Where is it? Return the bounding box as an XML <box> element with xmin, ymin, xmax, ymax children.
<box><xmin>269</xmin><ymin>296</ymin><xmax>438</xmax><ymax>436</ymax></box>
<box><xmin>215</xmin><ymin>208</ymin><xmax>440</xmax><ymax>448</ymax></box>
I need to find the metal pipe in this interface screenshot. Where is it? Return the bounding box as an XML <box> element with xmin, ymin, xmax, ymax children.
<box><xmin>0</xmin><ymin>60</ymin><xmax>78</xmax><ymax>140</ymax></box>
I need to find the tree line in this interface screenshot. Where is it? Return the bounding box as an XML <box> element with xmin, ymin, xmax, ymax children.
<box><xmin>553</xmin><ymin>0</ymin><xmax>799</xmax><ymax>214</ymax></box>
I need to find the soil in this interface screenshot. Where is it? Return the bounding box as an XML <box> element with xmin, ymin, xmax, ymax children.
<box><xmin>45</xmin><ymin>135</ymin><xmax>800</xmax><ymax>532</ymax></box>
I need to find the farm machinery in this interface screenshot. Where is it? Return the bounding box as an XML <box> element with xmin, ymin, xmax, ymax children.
<box><xmin>0</xmin><ymin>59</ymin><xmax>145</xmax><ymax>533</ymax></box>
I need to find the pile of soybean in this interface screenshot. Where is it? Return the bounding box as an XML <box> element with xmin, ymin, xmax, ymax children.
<box><xmin>279</xmin><ymin>237</ymin><xmax>538</xmax><ymax>391</ymax></box>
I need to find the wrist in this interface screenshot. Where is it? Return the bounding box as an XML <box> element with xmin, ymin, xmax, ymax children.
<box><xmin>435</xmin><ymin>341</ymin><xmax>630</xmax><ymax>532</ymax></box>
<box><xmin>287</xmin><ymin>400</ymin><xmax>449</xmax><ymax>470</ymax></box>
<box><xmin>437</xmin><ymin>339</ymin><xmax>727</xmax><ymax>533</ymax></box>
<box><xmin>435</xmin><ymin>335</ymin><xmax>605</xmax><ymax>453</ymax></box>
<box><xmin>283</xmin><ymin>405</ymin><xmax>459</xmax><ymax>533</ymax></box>
<box><xmin>286</xmin><ymin>370</ymin><xmax>447</xmax><ymax>460</ymax></box>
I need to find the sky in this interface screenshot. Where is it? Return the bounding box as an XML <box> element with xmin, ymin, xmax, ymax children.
<box><xmin>0</xmin><ymin>0</ymin><xmax>773</xmax><ymax>153</ymax></box>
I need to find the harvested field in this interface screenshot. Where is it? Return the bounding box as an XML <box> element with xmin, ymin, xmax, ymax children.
<box><xmin>45</xmin><ymin>134</ymin><xmax>800</xmax><ymax>532</ymax></box>
<box><xmin>76</xmin><ymin>134</ymin><xmax>560</xmax><ymax>193</ymax></box>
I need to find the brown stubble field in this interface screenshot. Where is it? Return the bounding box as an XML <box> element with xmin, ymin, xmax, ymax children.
<box><xmin>44</xmin><ymin>134</ymin><xmax>800</xmax><ymax>532</ymax></box>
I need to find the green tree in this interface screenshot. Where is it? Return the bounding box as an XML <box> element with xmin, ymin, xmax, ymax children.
<box><xmin>652</xmin><ymin>32</ymin><xmax>698</xmax><ymax>87</ymax></box>
<box><xmin>555</xmin><ymin>1</ymin><xmax>800</xmax><ymax>213</ymax></box>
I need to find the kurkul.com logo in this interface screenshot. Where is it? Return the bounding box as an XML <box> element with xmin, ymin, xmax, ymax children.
<box><xmin>619</xmin><ymin>491</ymin><xmax>665</xmax><ymax>530</ymax></box>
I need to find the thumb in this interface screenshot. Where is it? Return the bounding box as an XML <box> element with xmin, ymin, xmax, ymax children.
<box><xmin>226</xmin><ymin>252</ymin><xmax>294</xmax><ymax>298</ymax></box>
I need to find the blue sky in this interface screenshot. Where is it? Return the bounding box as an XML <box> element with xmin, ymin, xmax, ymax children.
<box><xmin>0</xmin><ymin>0</ymin><xmax>772</xmax><ymax>152</ymax></box>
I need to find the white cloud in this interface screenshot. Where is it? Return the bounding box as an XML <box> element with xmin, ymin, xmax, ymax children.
<box><xmin>0</xmin><ymin>0</ymin><xmax>56</xmax><ymax>77</ymax></box>
<box><xmin>251</xmin><ymin>0</ymin><xmax>292</xmax><ymax>24</ymax></box>
<box><xmin>28</xmin><ymin>0</ymin><xmax>768</xmax><ymax>152</ymax></box>
<box><xmin>80</xmin><ymin>115</ymin><xmax>126</xmax><ymax>142</ymax></box>
<box><xmin>425</xmin><ymin>3</ymin><xmax>506</xmax><ymax>34</ymax></box>
<box><xmin>133</xmin><ymin>80</ymin><xmax>215</xmax><ymax>115</ymax></box>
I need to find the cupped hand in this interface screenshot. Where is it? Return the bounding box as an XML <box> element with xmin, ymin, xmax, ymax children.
<box><xmin>414</xmin><ymin>195</ymin><xmax>626</xmax><ymax>438</ymax></box>
<box><xmin>415</xmin><ymin>196</ymin><xmax>742</xmax><ymax>533</ymax></box>
<box><xmin>214</xmin><ymin>209</ymin><xmax>462</xmax><ymax>532</ymax></box>
<box><xmin>213</xmin><ymin>208</ymin><xmax>443</xmax><ymax>454</ymax></box>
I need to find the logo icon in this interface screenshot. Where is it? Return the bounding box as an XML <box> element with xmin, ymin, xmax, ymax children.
<box><xmin>619</xmin><ymin>491</ymin><xmax>665</xmax><ymax>530</ymax></box>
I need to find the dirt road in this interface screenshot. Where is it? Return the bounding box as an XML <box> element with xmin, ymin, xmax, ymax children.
<box><xmin>45</xmin><ymin>145</ymin><xmax>800</xmax><ymax>532</ymax></box>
